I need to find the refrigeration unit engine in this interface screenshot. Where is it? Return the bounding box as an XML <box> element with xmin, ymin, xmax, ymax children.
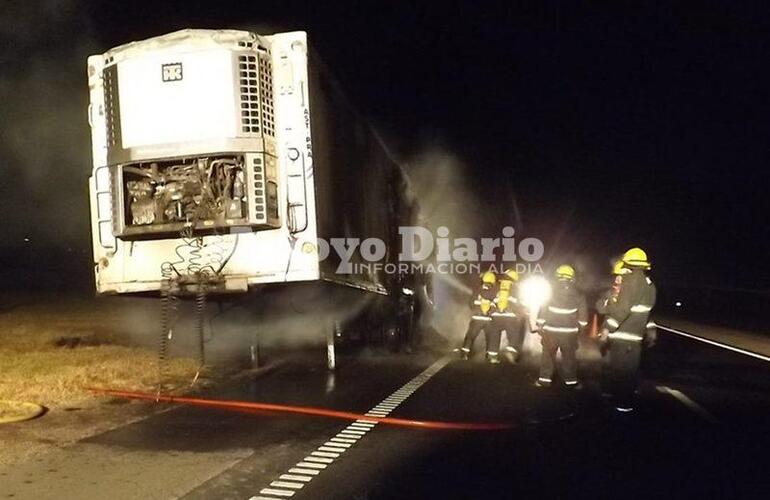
<box><xmin>91</xmin><ymin>31</ymin><xmax>281</xmax><ymax>242</ymax></box>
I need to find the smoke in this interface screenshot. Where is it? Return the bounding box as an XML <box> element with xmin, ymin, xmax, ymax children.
<box><xmin>403</xmin><ymin>147</ymin><xmax>485</xmax><ymax>344</ymax></box>
<box><xmin>0</xmin><ymin>0</ymin><xmax>97</xmax><ymax>247</ymax></box>
<box><xmin>102</xmin><ymin>283</ymin><xmax>377</xmax><ymax>366</ymax></box>
<box><xmin>404</xmin><ymin>148</ymin><xmax>484</xmax><ymax>240</ymax></box>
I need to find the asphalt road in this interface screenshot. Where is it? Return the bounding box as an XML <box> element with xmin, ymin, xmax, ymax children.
<box><xmin>2</xmin><ymin>328</ymin><xmax>769</xmax><ymax>500</ymax></box>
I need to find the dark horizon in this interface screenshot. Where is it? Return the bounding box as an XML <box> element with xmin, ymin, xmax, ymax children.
<box><xmin>1</xmin><ymin>1</ymin><xmax>768</xmax><ymax>291</ymax></box>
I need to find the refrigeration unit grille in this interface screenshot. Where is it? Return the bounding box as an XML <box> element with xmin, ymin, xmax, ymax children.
<box><xmin>259</xmin><ymin>57</ymin><xmax>275</xmax><ymax>137</ymax></box>
<box><xmin>103</xmin><ymin>65</ymin><xmax>121</xmax><ymax>148</ymax></box>
<box><xmin>238</xmin><ymin>53</ymin><xmax>275</xmax><ymax>137</ymax></box>
<box><xmin>253</xmin><ymin>156</ymin><xmax>265</xmax><ymax>220</ymax></box>
<box><xmin>238</xmin><ymin>55</ymin><xmax>260</xmax><ymax>134</ymax></box>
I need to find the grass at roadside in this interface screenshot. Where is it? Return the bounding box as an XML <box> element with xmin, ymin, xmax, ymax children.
<box><xmin>0</xmin><ymin>296</ymin><xmax>202</xmax><ymax>408</ymax></box>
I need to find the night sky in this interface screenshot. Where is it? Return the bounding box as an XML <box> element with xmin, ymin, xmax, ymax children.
<box><xmin>1</xmin><ymin>1</ymin><xmax>768</xmax><ymax>290</ymax></box>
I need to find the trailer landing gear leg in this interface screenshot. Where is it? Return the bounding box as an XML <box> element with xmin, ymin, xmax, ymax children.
<box><xmin>327</xmin><ymin>320</ymin><xmax>338</xmax><ymax>371</ymax></box>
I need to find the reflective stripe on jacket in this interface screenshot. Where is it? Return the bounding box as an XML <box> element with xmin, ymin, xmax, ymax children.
<box><xmin>538</xmin><ymin>281</ymin><xmax>588</xmax><ymax>335</ymax></box>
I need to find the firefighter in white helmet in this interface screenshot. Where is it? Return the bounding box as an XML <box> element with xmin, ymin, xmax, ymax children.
<box><xmin>459</xmin><ymin>271</ymin><xmax>497</xmax><ymax>361</ymax></box>
<box><xmin>602</xmin><ymin>247</ymin><xmax>657</xmax><ymax>412</ymax></box>
<box><xmin>490</xmin><ymin>268</ymin><xmax>526</xmax><ymax>363</ymax></box>
<box><xmin>533</xmin><ymin>265</ymin><xmax>588</xmax><ymax>387</ymax></box>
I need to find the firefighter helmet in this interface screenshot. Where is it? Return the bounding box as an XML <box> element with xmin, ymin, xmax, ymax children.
<box><xmin>555</xmin><ymin>265</ymin><xmax>576</xmax><ymax>281</ymax></box>
<box><xmin>622</xmin><ymin>247</ymin><xmax>651</xmax><ymax>269</ymax></box>
<box><xmin>612</xmin><ymin>260</ymin><xmax>629</xmax><ymax>275</ymax></box>
<box><xmin>503</xmin><ymin>268</ymin><xmax>519</xmax><ymax>282</ymax></box>
<box><xmin>481</xmin><ymin>271</ymin><xmax>497</xmax><ymax>285</ymax></box>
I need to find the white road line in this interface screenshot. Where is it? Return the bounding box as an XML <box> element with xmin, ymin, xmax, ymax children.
<box><xmin>318</xmin><ymin>446</ymin><xmax>345</xmax><ymax>453</ymax></box>
<box><xmin>258</xmin><ymin>488</ymin><xmax>295</xmax><ymax>497</ymax></box>
<box><xmin>280</xmin><ymin>474</ymin><xmax>313</xmax><ymax>483</ymax></box>
<box><xmin>247</xmin><ymin>357</ymin><xmax>450</xmax><ymax>499</ymax></box>
<box><xmin>270</xmin><ymin>481</ymin><xmax>304</xmax><ymax>489</ymax></box>
<box><xmin>330</xmin><ymin>437</ymin><xmax>356</xmax><ymax>444</ymax></box>
<box><xmin>289</xmin><ymin>468</ymin><xmax>320</xmax><ymax>476</ymax></box>
<box><xmin>324</xmin><ymin>441</ymin><xmax>351</xmax><ymax>448</ymax></box>
<box><xmin>657</xmin><ymin>324</ymin><xmax>770</xmax><ymax>363</ymax></box>
<box><xmin>348</xmin><ymin>424</ymin><xmax>376</xmax><ymax>430</ymax></box>
<box><xmin>348</xmin><ymin>423</ymin><xmax>374</xmax><ymax>430</ymax></box>
<box><xmin>336</xmin><ymin>433</ymin><xmax>362</xmax><ymax>440</ymax></box>
<box><xmin>296</xmin><ymin>462</ymin><xmax>326</xmax><ymax>469</ymax></box>
<box><xmin>657</xmin><ymin>386</ymin><xmax>719</xmax><ymax>423</ymax></box>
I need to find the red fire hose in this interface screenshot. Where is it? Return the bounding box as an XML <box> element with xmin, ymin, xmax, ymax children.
<box><xmin>88</xmin><ymin>387</ymin><xmax>513</xmax><ymax>431</ymax></box>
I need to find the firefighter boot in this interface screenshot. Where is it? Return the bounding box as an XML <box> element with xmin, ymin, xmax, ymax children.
<box><xmin>503</xmin><ymin>345</ymin><xmax>518</xmax><ymax>364</ymax></box>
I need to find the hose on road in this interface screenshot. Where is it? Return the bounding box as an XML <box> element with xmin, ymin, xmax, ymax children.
<box><xmin>88</xmin><ymin>387</ymin><xmax>514</xmax><ymax>431</ymax></box>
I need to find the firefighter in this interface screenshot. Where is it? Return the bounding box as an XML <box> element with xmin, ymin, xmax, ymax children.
<box><xmin>602</xmin><ymin>247</ymin><xmax>657</xmax><ymax>412</ymax></box>
<box><xmin>596</xmin><ymin>260</ymin><xmax>629</xmax><ymax>314</ymax></box>
<box><xmin>459</xmin><ymin>271</ymin><xmax>497</xmax><ymax>361</ymax></box>
<box><xmin>533</xmin><ymin>265</ymin><xmax>588</xmax><ymax>387</ymax></box>
<box><xmin>596</xmin><ymin>260</ymin><xmax>630</xmax><ymax>355</ymax></box>
<box><xmin>491</xmin><ymin>268</ymin><xmax>526</xmax><ymax>363</ymax></box>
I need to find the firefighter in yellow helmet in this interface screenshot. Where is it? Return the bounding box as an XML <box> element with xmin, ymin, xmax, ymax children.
<box><xmin>459</xmin><ymin>271</ymin><xmax>497</xmax><ymax>361</ymax></box>
<box><xmin>533</xmin><ymin>265</ymin><xmax>588</xmax><ymax>387</ymax></box>
<box><xmin>596</xmin><ymin>259</ymin><xmax>630</xmax><ymax>318</ymax></box>
<box><xmin>602</xmin><ymin>247</ymin><xmax>657</xmax><ymax>412</ymax></box>
<box><xmin>490</xmin><ymin>268</ymin><xmax>526</xmax><ymax>363</ymax></box>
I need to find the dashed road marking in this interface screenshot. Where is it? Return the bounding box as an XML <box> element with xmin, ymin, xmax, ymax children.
<box><xmin>325</xmin><ymin>441</ymin><xmax>350</xmax><ymax>448</ymax></box>
<box><xmin>295</xmin><ymin>462</ymin><xmax>326</xmax><ymax>469</ymax></box>
<box><xmin>270</xmin><ymin>481</ymin><xmax>304</xmax><ymax>489</ymax></box>
<box><xmin>657</xmin><ymin>385</ymin><xmax>719</xmax><ymax>423</ymax></box>
<box><xmin>339</xmin><ymin>429</ymin><xmax>366</xmax><ymax>435</ymax></box>
<box><xmin>258</xmin><ymin>488</ymin><xmax>295</xmax><ymax>497</ymax></box>
<box><xmin>318</xmin><ymin>446</ymin><xmax>345</xmax><ymax>458</ymax></box>
<box><xmin>280</xmin><ymin>474</ymin><xmax>312</xmax><ymax>483</ymax></box>
<box><xmin>330</xmin><ymin>437</ymin><xmax>356</xmax><ymax>444</ymax></box>
<box><xmin>248</xmin><ymin>357</ymin><xmax>450</xmax><ymax>499</ymax></box>
<box><xmin>289</xmin><ymin>468</ymin><xmax>319</xmax><ymax>476</ymax></box>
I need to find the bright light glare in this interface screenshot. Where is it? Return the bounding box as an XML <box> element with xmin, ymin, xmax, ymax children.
<box><xmin>520</xmin><ymin>276</ymin><xmax>552</xmax><ymax>311</ymax></box>
<box><xmin>402</xmin><ymin>287</ymin><xmax>414</xmax><ymax>296</ymax></box>
<box><xmin>675</xmin><ymin>301</ymin><xmax>682</xmax><ymax>307</ymax></box>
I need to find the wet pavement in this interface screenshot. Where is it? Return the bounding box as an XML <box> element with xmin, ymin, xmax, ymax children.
<box><xmin>1</xmin><ymin>328</ymin><xmax>768</xmax><ymax>499</ymax></box>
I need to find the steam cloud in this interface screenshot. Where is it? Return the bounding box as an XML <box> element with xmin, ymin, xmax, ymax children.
<box><xmin>403</xmin><ymin>147</ymin><xmax>484</xmax><ymax>344</ymax></box>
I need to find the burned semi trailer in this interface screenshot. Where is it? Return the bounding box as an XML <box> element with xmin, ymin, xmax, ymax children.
<box><xmin>87</xmin><ymin>29</ymin><xmax>425</xmax><ymax>366</ymax></box>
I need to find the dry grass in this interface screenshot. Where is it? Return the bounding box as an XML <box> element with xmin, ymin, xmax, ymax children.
<box><xmin>0</xmin><ymin>298</ymin><xmax>201</xmax><ymax>408</ymax></box>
